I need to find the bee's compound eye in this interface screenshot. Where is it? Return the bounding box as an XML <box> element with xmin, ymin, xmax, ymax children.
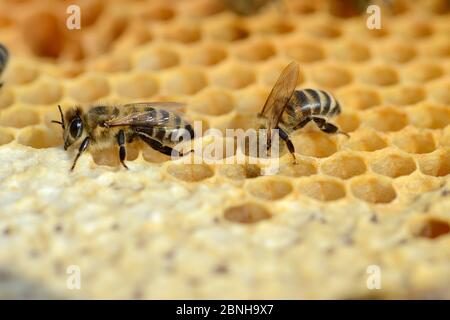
<box><xmin>69</xmin><ymin>118</ymin><xmax>83</xmax><ymax>139</ymax></box>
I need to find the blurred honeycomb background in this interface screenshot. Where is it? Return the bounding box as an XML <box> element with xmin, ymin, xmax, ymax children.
<box><xmin>0</xmin><ymin>0</ymin><xmax>449</xmax><ymax>299</ymax></box>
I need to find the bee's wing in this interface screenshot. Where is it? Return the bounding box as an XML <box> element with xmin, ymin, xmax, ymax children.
<box><xmin>105</xmin><ymin>102</ymin><xmax>189</xmax><ymax>128</ymax></box>
<box><xmin>260</xmin><ymin>61</ymin><xmax>299</xmax><ymax>139</ymax></box>
<box><xmin>122</xmin><ymin>102</ymin><xmax>186</xmax><ymax>112</ymax></box>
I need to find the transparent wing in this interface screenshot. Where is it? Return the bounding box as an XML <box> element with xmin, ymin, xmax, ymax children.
<box><xmin>105</xmin><ymin>102</ymin><xmax>188</xmax><ymax>128</ymax></box>
<box><xmin>123</xmin><ymin>102</ymin><xmax>186</xmax><ymax>112</ymax></box>
<box><xmin>260</xmin><ymin>61</ymin><xmax>299</xmax><ymax>139</ymax></box>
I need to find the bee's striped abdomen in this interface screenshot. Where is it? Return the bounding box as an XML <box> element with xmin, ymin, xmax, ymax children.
<box><xmin>147</xmin><ymin>109</ymin><xmax>194</xmax><ymax>144</ymax></box>
<box><xmin>157</xmin><ymin>109</ymin><xmax>177</xmax><ymax>142</ymax></box>
<box><xmin>138</xmin><ymin>107</ymin><xmax>170</xmax><ymax>142</ymax></box>
<box><xmin>158</xmin><ymin>109</ymin><xmax>170</xmax><ymax>124</ymax></box>
<box><xmin>155</xmin><ymin>127</ymin><xmax>167</xmax><ymax>141</ymax></box>
<box><xmin>142</xmin><ymin>106</ymin><xmax>157</xmax><ymax>120</ymax></box>
<box><xmin>291</xmin><ymin>89</ymin><xmax>319</xmax><ymax>116</ymax></box>
<box><xmin>291</xmin><ymin>89</ymin><xmax>341</xmax><ymax>118</ymax></box>
<box><xmin>0</xmin><ymin>43</ymin><xmax>8</xmax><ymax>75</ymax></box>
<box><xmin>329</xmin><ymin>99</ymin><xmax>341</xmax><ymax>117</ymax></box>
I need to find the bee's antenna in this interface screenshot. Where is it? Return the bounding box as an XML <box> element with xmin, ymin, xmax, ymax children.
<box><xmin>51</xmin><ymin>105</ymin><xmax>65</xmax><ymax>129</ymax></box>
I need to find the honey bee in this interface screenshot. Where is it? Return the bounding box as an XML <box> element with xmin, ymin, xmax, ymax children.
<box><xmin>0</xmin><ymin>43</ymin><xmax>9</xmax><ymax>89</ymax></box>
<box><xmin>258</xmin><ymin>61</ymin><xmax>348</xmax><ymax>161</ymax></box>
<box><xmin>51</xmin><ymin>103</ymin><xmax>195</xmax><ymax>171</ymax></box>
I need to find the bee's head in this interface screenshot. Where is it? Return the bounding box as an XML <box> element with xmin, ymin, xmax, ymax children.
<box><xmin>51</xmin><ymin>105</ymin><xmax>85</xmax><ymax>150</ymax></box>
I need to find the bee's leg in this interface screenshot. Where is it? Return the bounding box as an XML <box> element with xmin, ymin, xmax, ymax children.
<box><xmin>278</xmin><ymin>127</ymin><xmax>297</xmax><ymax>163</ymax></box>
<box><xmin>117</xmin><ymin>130</ymin><xmax>128</xmax><ymax>169</ymax></box>
<box><xmin>293</xmin><ymin>117</ymin><xmax>312</xmax><ymax>130</ymax></box>
<box><xmin>265</xmin><ymin>130</ymin><xmax>271</xmax><ymax>151</ymax></box>
<box><xmin>139</xmin><ymin>134</ymin><xmax>190</xmax><ymax>157</ymax></box>
<box><xmin>158</xmin><ymin>144</ymin><xmax>186</xmax><ymax>157</ymax></box>
<box><xmin>71</xmin><ymin>137</ymin><xmax>90</xmax><ymax>171</ymax></box>
<box><xmin>312</xmin><ymin>117</ymin><xmax>349</xmax><ymax>137</ymax></box>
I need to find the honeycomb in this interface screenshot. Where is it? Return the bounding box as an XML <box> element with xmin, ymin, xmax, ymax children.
<box><xmin>0</xmin><ymin>0</ymin><xmax>449</xmax><ymax>299</ymax></box>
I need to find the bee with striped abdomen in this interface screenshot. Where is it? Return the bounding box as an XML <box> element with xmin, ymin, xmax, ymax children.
<box><xmin>0</xmin><ymin>43</ymin><xmax>9</xmax><ymax>89</ymax></box>
<box><xmin>52</xmin><ymin>102</ymin><xmax>195</xmax><ymax>171</ymax></box>
<box><xmin>258</xmin><ymin>61</ymin><xmax>348</xmax><ymax>162</ymax></box>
